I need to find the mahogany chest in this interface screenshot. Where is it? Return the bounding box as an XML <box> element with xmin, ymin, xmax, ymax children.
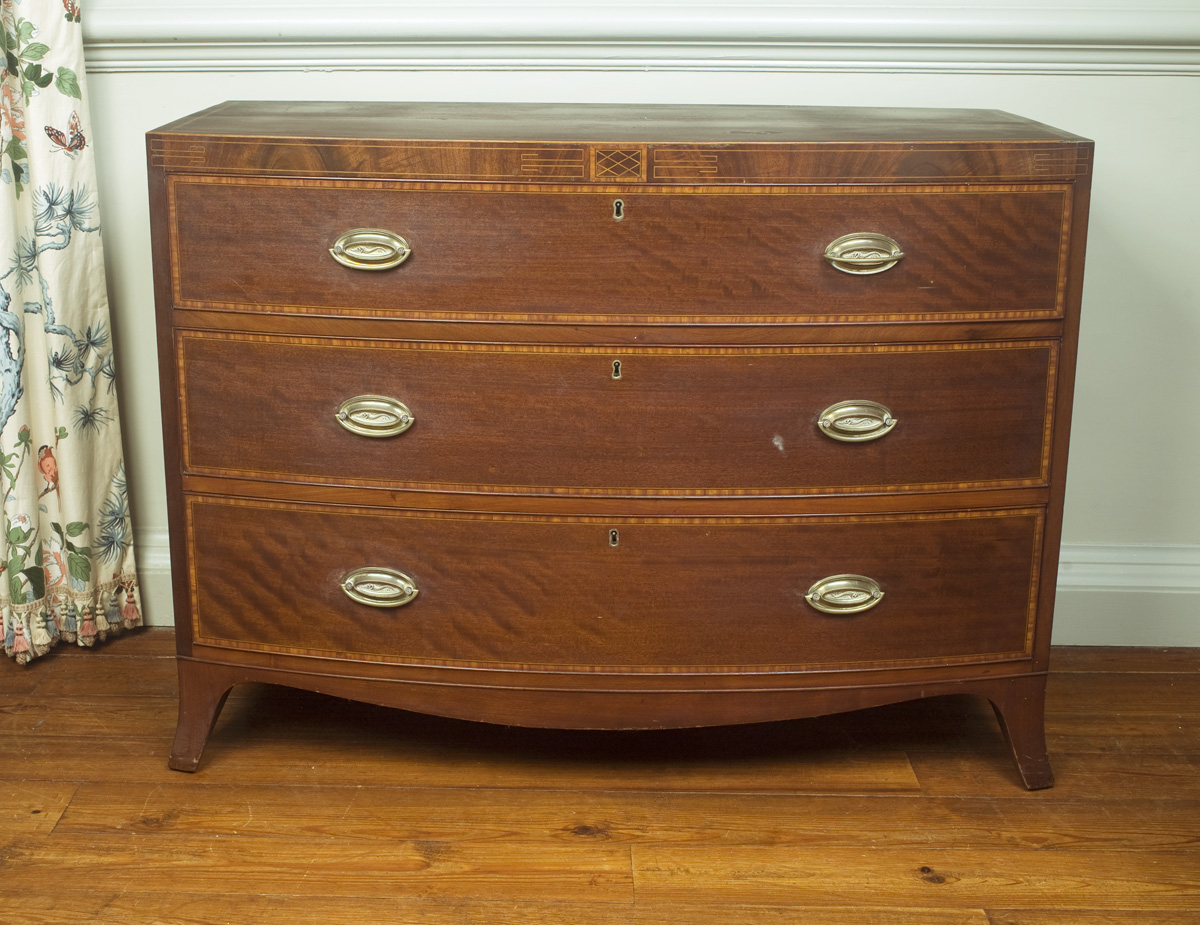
<box><xmin>148</xmin><ymin>102</ymin><xmax>1091</xmax><ymax>787</ymax></box>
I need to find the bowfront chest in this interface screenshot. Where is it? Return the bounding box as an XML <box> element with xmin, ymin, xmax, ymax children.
<box><xmin>149</xmin><ymin>102</ymin><xmax>1092</xmax><ymax>787</ymax></box>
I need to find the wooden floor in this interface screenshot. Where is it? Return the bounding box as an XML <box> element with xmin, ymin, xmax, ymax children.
<box><xmin>1</xmin><ymin>630</ymin><xmax>1197</xmax><ymax>924</ymax></box>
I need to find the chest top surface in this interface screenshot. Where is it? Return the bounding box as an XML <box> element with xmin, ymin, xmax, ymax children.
<box><xmin>147</xmin><ymin>101</ymin><xmax>1092</xmax><ymax>185</ymax></box>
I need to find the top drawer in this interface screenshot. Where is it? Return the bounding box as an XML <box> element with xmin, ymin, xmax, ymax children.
<box><xmin>167</xmin><ymin>177</ymin><xmax>1071</xmax><ymax>324</ymax></box>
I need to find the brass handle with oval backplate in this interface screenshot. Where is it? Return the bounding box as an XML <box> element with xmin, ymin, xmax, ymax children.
<box><xmin>805</xmin><ymin>574</ymin><xmax>884</xmax><ymax>615</ymax></box>
<box><xmin>818</xmin><ymin>400</ymin><xmax>897</xmax><ymax>443</ymax></box>
<box><xmin>336</xmin><ymin>395</ymin><xmax>414</xmax><ymax>438</ymax></box>
<box><xmin>823</xmin><ymin>232</ymin><xmax>905</xmax><ymax>275</ymax></box>
<box><xmin>329</xmin><ymin>228</ymin><xmax>411</xmax><ymax>270</ymax></box>
<box><xmin>342</xmin><ymin>567</ymin><xmax>419</xmax><ymax>608</ymax></box>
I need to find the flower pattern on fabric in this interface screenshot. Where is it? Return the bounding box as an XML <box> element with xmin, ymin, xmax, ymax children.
<box><xmin>1</xmin><ymin>0</ymin><xmax>139</xmax><ymax>664</ymax></box>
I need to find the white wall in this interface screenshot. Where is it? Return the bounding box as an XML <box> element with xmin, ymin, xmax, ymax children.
<box><xmin>83</xmin><ymin>1</ymin><xmax>1200</xmax><ymax>645</ymax></box>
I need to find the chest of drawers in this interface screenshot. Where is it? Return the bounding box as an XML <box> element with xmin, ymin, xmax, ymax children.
<box><xmin>149</xmin><ymin>102</ymin><xmax>1091</xmax><ymax>788</ymax></box>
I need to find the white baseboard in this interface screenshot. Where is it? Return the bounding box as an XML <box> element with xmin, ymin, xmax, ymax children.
<box><xmin>1053</xmin><ymin>544</ymin><xmax>1200</xmax><ymax>647</ymax></box>
<box><xmin>134</xmin><ymin>529</ymin><xmax>174</xmax><ymax>628</ymax></box>
<box><xmin>132</xmin><ymin>531</ymin><xmax>1200</xmax><ymax>646</ymax></box>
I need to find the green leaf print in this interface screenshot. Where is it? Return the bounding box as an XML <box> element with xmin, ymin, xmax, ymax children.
<box><xmin>55</xmin><ymin>67</ymin><xmax>81</xmax><ymax>100</ymax></box>
<box><xmin>66</xmin><ymin>521</ymin><xmax>87</xmax><ymax>537</ymax></box>
<box><xmin>22</xmin><ymin>42</ymin><xmax>49</xmax><ymax>61</ymax></box>
<box><xmin>4</xmin><ymin>138</ymin><xmax>26</xmax><ymax>167</ymax></box>
<box><xmin>7</xmin><ymin>553</ymin><xmax>25</xmax><ymax>599</ymax></box>
<box><xmin>67</xmin><ymin>551</ymin><xmax>91</xmax><ymax>583</ymax></box>
<box><xmin>23</xmin><ymin>63</ymin><xmax>53</xmax><ymax>89</ymax></box>
<box><xmin>20</xmin><ymin>565</ymin><xmax>44</xmax><ymax>600</ymax></box>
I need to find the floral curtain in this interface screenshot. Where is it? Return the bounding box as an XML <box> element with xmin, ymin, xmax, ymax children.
<box><xmin>1</xmin><ymin>0</ymin><xmax>139</xmax><ymax>664</ymax></box>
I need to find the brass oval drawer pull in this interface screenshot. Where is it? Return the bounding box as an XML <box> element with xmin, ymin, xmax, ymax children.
<box><xmin>818</xmin><ymin>400</ymin><xmax>897</xmax><ymax>443</ymax></box>
<box><xmin>806</xmin><ymin>574</ymin><xmax>884</xmax><ymax>615</ymax></box>
<box><xmin>336</xmin><ymin>395</ymin><xmax>414</xmax><ymax>438</ymax></box>
<box><xmin>342</xmin><ymin>567</ymin><xmax>419</xmax><ymax>608</ymax></box>
<box><xmin>329</xmin><ymin>228</ymin><xmax>411</xmax><ymax>270</ymax></box>
<box><xmin>823</xmin><ymin>232</ymin><xmax>904</xmax><ymax>275</ymax></box>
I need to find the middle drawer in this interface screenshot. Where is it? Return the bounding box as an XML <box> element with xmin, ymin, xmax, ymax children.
<box><xmin>178</xmin><ymin>332</ymin><xmax>1056</xmax><ymax>496</ymax></box>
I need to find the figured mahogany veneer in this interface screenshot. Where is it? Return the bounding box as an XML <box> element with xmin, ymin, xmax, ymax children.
<box><xmin>177</xmin><ymin>333</ymin><xmax>1057</xmax><ymax>496</ymax></box>
<box><xmin>187</xmin><ymin>499</ymin><xmax>1043</xmax><ymax>670</ymax></box>
<box><xmin>169</xmin><ymin>179</ymin><xmax>1070</xmax><ymax>323</ymax></box>
<box><xmin>149</xmin><ymin>102</ymin><xmax>1092</xmax><ymax>789</ymax></box>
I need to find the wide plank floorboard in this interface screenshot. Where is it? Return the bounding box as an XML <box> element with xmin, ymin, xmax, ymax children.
<box><xmin>632</xmin><ymin>846</ymin><xmax>1200</xmax><ymax>909</ymax></box>
<box><xmin>0</xmin><ymin>781</ymin><xmax>77</xmax><ymax>835</ymax></box>
<box><xmin>55</xmin><ymin>784</ymin><xmax>1200</xmax><ymax>851</ymax></box>
<box><xmin>987</xmin><ymin>913</ymin><xmax>1200</xmax><ymax>925</ymax></box>
<box><xmin>0</xmin><ymin>631</ymin><xmax>1196</xmax><ymax>923</ymax></box>
<box><xmin>0</xmin><ymin>894</ymin><xmax>996</xmax><ymax>925</ymax></box>
<box><xmin>0</xmin><ymin>833</ymin><xmax>632</xmax><ymax>901</ymax></box>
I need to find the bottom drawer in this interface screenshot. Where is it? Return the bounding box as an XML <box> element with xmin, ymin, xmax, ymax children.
<box><xmin>186</xmin><ymin>497</ymin><xmax>1042</xmax><ymax>671</ymax></box>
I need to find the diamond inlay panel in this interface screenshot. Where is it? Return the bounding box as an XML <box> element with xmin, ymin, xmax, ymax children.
<box><xmin>593</xmin><ymin>147</ymin><xmax>645</xmax><ymax>181</ymax></box>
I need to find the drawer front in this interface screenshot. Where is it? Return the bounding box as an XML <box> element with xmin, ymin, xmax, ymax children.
<box><xmin>179</xmin><ymin>333</ymin><xmax>1056</xmax><ymax>495</ymax></box>
<box><xmin>169</xmin><ymin>177</ymin><xmax>1070</xmax><ymax>323</ymax></box>
<box><xmin>187</xmin><ymin>497</ymin><xmax>1042</xmax><ymax>670</ymax></box>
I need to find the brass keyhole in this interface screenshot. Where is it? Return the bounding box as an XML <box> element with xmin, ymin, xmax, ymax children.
<box><xmin>613</xmin><ymin>199</ymin><xmax>624</xmax><ymax>221</ymax></box>
<box><xmin>609</xmin><ymin>529</ymin><xmax>620</xmax><ymax>547</ymax></box>
<box><xmin>612</xmin><ymin>360</ymin><xmax>622</xmax><ymax>379</ymax></box>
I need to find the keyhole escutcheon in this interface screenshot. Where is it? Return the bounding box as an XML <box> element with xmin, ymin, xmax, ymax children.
<box><xmin>613</xmin><ymin>199</ymin><xmax>624</xmax><ymax>221</ymax></box>
<box><xmin>612</xmin><ymin>360</ymin><xmax>622</xmax><ymax>380</ymax></box>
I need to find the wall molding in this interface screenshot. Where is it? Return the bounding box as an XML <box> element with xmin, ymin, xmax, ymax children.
<box><xmin>82</xmin><ymin>2</ymin><xmax>1200</xmax><ymax>75</ymax></box>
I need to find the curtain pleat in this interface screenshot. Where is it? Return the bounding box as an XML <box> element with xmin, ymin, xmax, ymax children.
<box><xmin>2</xmin><ymin>0</ymin><xmax>140</xmax><ymax>664</ymax></box>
